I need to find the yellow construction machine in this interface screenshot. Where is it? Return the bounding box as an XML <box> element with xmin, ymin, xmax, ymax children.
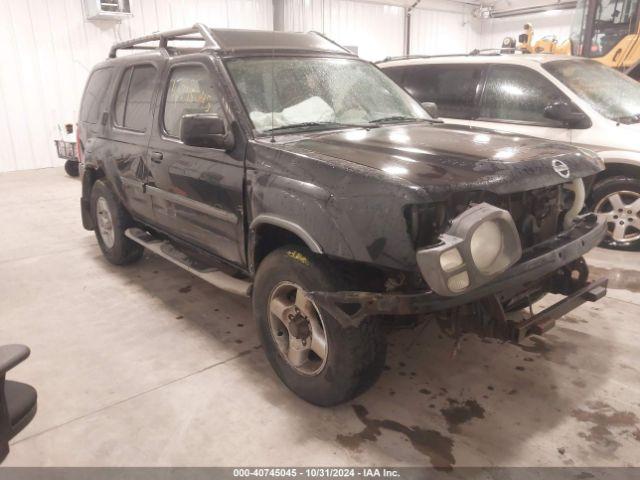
<box><xmin>512</xmin><ymin>0</ymin><xmax>640</xmax><ymax>71</ymax></box>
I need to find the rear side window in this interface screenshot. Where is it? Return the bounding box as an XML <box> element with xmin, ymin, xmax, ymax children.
<box><xmin>80</xmin><ymin>68</ymin><xmax>113</xmax><ymax>124</ymax></box>
<box><xmin>402</xmin><ymin>64</ymin><xmax>483</xmax><ymax>119</ymax></box>
<box><xmin>113</xmin><ymin>64</ymin><xmax>158</xmax><ymax>131</ymax></box>
<box><xmin>479</xmin><ymin>65</ymin><xmax>566</xmax><ymax>125</ymax></box>
<box><xmin>163</xmin><ymin>64</ymin><xmax>223</xmax><ymax>138</ymax></box>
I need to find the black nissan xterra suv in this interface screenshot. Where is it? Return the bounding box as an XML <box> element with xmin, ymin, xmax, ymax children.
<box><xmin>79</xmin><ymin>24</ymin><xmax>608</xmax><ymax>406</ymax></box>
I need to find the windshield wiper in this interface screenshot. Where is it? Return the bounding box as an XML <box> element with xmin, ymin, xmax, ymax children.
<box><xmin>264</xmin><ymin>121</ymin><xmax>377</xmax><ymax>133</ymax></box>
<box><xmin>370</xmin><ymin>115</ymin><xmax>442</xmax><ymax>124</ymax></box>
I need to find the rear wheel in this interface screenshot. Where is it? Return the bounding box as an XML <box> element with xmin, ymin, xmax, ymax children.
<box><xmin>590</xmin><ymin>176</ymin><xmax>640</xmax><ymax>250</ymax></box>
<box><xmin>64</xmin><ymin>159</ymin><xmax>79</xmax><ymax>177</ymax></box>
<box><xmin>90</xmin><ymin>180</ymin><xmax>143</xmax><ymax>265</ymax></box>
<box><xmin>253</xmin><ymin>246</ymin><xmax>386</xmax><ymax>406</ymax></box>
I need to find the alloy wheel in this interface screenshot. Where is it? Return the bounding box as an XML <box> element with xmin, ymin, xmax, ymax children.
<box><xmin>268</xmin><ymin>282</ymin><xmax>328</xmax><ymax>376</ymax></box>
<box><xmin>96</xmin><ymin>196</ymin><xmax>116</xmax><ymax>249</ymax></box>
<box><xmin>595</xmin><ymin>190</ymin><xmax>640</xmax><ymax>245</ymax></box>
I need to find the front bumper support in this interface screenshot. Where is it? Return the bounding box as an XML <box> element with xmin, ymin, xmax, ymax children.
<box><xmin>308</xmin><ymin>214</ymin><xmax>607</xmax><ymax>330</ymax></box>
<box><xmin>509</xmin><ymin>277</ymin><xmax>607</xmax><ymax>342</ymax></box>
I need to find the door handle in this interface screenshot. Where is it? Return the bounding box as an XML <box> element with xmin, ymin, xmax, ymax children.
<box><xmin>150</xmin><ymin>151</ymin><xmax>163</xmax><ymax>164</ymax></box>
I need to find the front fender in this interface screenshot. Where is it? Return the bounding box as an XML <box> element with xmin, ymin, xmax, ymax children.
<box><xmin>248</xmin><ymin>169</ymin><xmax>354</xmax><ymax>263</ymax></box>
<box><xmin>247</xmin><ymin>143</ymin><xmax>429</xmax><ymax>272</ymax></box>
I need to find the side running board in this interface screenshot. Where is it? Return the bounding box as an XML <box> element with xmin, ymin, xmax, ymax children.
<box><xmin>125</xmin><ymin>228</ymin><xmax>252</xmax><ymax>297</ymax></box>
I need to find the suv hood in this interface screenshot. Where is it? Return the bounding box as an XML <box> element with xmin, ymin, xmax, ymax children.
<box><xmin>284</xmin><ymin>123</ymin><xmax>603</xmax><ymax>196</ymax></box>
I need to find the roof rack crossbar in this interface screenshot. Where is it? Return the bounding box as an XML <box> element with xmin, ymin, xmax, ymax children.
<box><xmin>468</xmin><ymin>48</ymin><xmax>509</xmax><ymax>55</ymax></box>
<box><xmin>108</xmin><ymin>23</ymin><xmax>218</xmax><ymax>58</ymax></box>
<box><xmin>378</xmin><ymin>49</ymin><xmax>511</xmax><ymax>63</ymax></box>
<box><xmin>378</xmin><ymin>53</ymin><xmax>475</xmax><ymax>63</ymax></box>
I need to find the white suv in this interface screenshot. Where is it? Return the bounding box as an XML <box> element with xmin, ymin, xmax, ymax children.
<box><xmin>378</xmin><ymin>54</ymin><xmax>640</xmax><ymax>250</ymax></box>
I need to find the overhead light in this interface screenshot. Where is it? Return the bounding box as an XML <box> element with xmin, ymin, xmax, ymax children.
<box><xmin>474</xmin><ymin>6</ymin><xmax>493</xmax><ymax>18</ymax></box>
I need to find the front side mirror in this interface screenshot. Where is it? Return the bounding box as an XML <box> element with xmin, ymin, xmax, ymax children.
<box><xmin>180</xmin><ymin>114</ymin><xmax>234</xmax><ymax>150</ymax></box>
<box><xmin>544</xmin><ymin>100</ymin><xmax>591</xmax><ymax>129</ymax></box>
<box><xmin>421</xmin><ymin>101</ymin><xmax>439</xmax><ymax>118</ymax></box>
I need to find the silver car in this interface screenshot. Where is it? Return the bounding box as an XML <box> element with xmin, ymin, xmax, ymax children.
<box><xmin>379</xmin><ymin>54</ymin><xmax>640</xmax><ymax>249</ymax></box>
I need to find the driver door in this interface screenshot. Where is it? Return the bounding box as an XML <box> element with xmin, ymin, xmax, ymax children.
<box><xmin>468</xmin><ymin>64</ymin><xmax>571</xmax><ymax>143</ymax></box>
<box><xmin>146</xmin><ymin>56</ymin><xmax>245</xmax><ymax>266</ymax></box>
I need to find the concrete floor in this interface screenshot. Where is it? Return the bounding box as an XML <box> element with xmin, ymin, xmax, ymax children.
<box><xmin>1</xmin><ymin>167</ymin><xmax>640</xmax><ymax>468</ymax></box>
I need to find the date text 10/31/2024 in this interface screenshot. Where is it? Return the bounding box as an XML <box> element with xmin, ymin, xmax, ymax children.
<box><xmin>233</xmin><ymin>469</ymin><xmax>400</xmax><ymax>478</ymax></box>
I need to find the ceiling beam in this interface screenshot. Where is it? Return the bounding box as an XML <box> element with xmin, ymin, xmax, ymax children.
<box><xmin>490</xmin><ymin>1</ymin><xmax>576</xmax><ymax>18</ymax></box>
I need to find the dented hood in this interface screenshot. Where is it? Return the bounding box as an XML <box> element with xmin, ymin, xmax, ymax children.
<box><xmin>287</xmin><ymin>123</ymin><xmax>604</xmax><ymax>195</ymax></box>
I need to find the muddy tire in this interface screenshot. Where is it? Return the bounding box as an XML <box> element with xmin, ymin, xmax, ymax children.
<box><xmin>90</xmin><ymin>180</ymin><xmax>143</xmax><ymax>265</ymax></box>
<box><xmin>589</xmin><ymin>176</ymin><xmax>640</xmax><ymax>251</ymax></box>
<box><xmin>253</xmin><ymin>246</ymin><xmax>386</xmax><ymax>406</ymax></box>
<box><xmin>64</xmin><ymin>159</ymin><xmax>79</xmax><ymax>177</ymax></box>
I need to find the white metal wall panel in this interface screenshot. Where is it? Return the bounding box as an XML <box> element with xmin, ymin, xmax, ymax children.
<box><xmin>410</xmin><ymin>5</ymin><xmax>481</xmax><ymax>56</ymax></box>
<box><xmin>0</xmin><ymin>0</ymin><xmax>272</xmax><ymax>173</ymax></box>
<box><xmin>283</xmin><ymin>0</ymin><xmax>404</xmax><ymax>61</ymax></box>
<box><xmin>283</xmin><ymin>0</ymin><xmax>324</xmax><ymax>32</ymax></box>
<box><xmin>324</xmin><ymin>0</ymin><xmax>404</xmax><ymax>61</ymax></box>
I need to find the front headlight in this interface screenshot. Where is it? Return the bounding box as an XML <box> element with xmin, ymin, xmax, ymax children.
<box><xmin>470</xmin><ymin>219</ymin><xmax>517</xmax><ymax>275</ymax></box>
<box><xmin>416</xmin><ymin>203</ymin><xmax>522</xmax><ymax>296</ymax></box>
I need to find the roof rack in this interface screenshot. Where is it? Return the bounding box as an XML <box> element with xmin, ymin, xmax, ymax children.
<box><xmin>378</xmin><ymin>54</ymin><xmax>441</xmax><ymax>63</ymax></box>
<box><xmin>468</xmin><ymin>48</ymin><xmax>512</xmax><ymax>55</ymax></box>
<box><xmin>378</xmin><ymin>49</ymin><xmax>509</xmax><ymax>63</ymax></box>
<box><xmin>108</xmin><ymin>23</ymin><xmax>219</xmax><ymax>58</ymax></box>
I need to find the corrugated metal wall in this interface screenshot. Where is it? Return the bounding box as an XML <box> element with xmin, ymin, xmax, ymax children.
<box><xmin>284</xmin><ymin>0</ymin><xmax>478</xmax><ymax>61</ymax></box>
<box><xmin>0</xmin><ymin>0</ymin><xmax>272</xmax><ymax>173</ymax></box>
<box><xmin>284</xmin><ymin>0</ymin><xmax>405</xmax><ymax>61</ymax></box>
<box><xmin>410</xmin><ymin>2</ymin><xmax>481</xmax><ymax>56</ymax></box>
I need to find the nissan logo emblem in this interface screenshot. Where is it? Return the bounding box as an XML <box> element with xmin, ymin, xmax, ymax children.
<box><xmin>552</xmin><ymin>159</ymin><xmax>570</xmax><ymax>179</ymax></box>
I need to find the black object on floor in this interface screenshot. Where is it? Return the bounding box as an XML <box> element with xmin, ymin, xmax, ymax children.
<box><xmin>0</xmin><ymin>345</ymin><xmax>37</xmax><ymax>463</ymax></box>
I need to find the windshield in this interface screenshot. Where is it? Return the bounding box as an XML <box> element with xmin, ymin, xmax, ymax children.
<box><xmin>225</xmin><ymin>57</ymin><xmax>430</xmax><ymax>134</ymax></box>
<box><xmin>544</xmin><ymin>59</ymin><xmax>640</xmax><ymax>122</ymax></box>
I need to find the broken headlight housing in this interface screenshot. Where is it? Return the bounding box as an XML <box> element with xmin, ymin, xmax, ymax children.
<box><xmin>416</xmin><ymin>203</ymin><xmax>522</xmax><ymax>296</ymax></box>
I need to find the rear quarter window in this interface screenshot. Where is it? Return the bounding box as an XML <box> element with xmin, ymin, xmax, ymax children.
<box><xmin>80</xmin><ymin>68</ymin><xmax>113</xmax><ymax>124</ymax></box>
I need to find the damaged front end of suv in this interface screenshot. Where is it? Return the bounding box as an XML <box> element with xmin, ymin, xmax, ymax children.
<box><xmin>282</xmin><ymin>127</ymin><xmax>609</xmax><ymax>344</ymax></box>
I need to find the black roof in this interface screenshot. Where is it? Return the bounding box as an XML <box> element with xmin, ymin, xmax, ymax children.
<box><xmin>108</xmin><ymin>23</ymin><xmax>353</xmax><ymax>58</ymax></box>
<box><xmin>212</xmin><ymin>29</ymin><xmax>349</xmax><ymax>54</ymax></box>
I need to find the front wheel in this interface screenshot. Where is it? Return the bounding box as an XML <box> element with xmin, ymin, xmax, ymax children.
<box><xmin>590</xmin><ymin>176</ymin><xmax>640</xmax><ymax>250</ymax></box>
<box><xmin>90</xmin><ymin>180</ymin><xmax>144</xmax><ymax>265</ymax></box>
<box><xmin>253</xmin><ymin>246</ymin><xmax>386</xmax><ymax>406</ymax></box>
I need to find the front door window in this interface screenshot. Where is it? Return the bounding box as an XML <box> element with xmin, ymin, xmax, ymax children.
<box><xmin>163</xmin><ymin>65</ymin><xmax>223</xmax><ymax>138</ymax></box>
<box><xmin>479</xmin><ymin>65</ymin><xmax>567</xmax><ymax>126</ymax></box>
